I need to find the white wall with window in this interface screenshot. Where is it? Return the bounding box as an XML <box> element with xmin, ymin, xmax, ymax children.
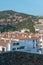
<box><xmin>4</xmin><ymin>38</ymin><xmax>40</xmax><ymax>53</ymax></box>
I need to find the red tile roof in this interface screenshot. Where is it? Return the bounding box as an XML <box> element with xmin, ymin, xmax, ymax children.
<box><xmin>0</xmin><ymin>40</ymin><xmax>10</xmax><ymax>46</ymax></box>
<box><xmin>3</xmin><ymin>33</ymin><xmax>40</xmax><ymax>39</ymax></box>
<box><xmin>0</xmin><ymin>32</ymin><xmax>40</xmax><ymax>46</ymax></box>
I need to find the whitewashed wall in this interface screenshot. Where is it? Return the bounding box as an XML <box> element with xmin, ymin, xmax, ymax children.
<box><xmin>4</xmin><ymin>44</ymin><xmax>11</xmax><ymax>51</ymax></box>
<box><xmin>4</xmin><ymin>38</ymin><xmax>40</xmax><ymax>53</ymax></box>
<box><xmin>8</xmin><ymin>38</ymin><xmax>39</xmax><ymax>51</ymax></box>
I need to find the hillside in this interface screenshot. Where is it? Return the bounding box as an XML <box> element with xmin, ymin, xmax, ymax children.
<box><xmin>0</xmin><ymin>10</ymin><xmax>43</xmax><ymax>33</ymax></box>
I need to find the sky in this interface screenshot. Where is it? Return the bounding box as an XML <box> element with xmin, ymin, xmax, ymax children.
<box><xmin>0</xmin><ymin>0</ymin><xmax>43</xmax><ymax>16</ymax></box>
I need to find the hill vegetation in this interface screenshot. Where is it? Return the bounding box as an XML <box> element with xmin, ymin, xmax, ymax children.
<box><xmin>0</xmin><ymin>10</ymin><xmax>43</xmax><ymax>33</ymax></box>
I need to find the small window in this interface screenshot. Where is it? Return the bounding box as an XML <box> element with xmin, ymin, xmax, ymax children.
<box><xmin>13</xmin><ymin>42</ymin><xmax>19</xmax><ymax>45</ymax></box>
<box><xmin>36</xmin><ymin>44</ymin><xmax>38</xmax><ymax>46</ymax></box>
<box><xmin>33</xmin><ymin>40</ymin><xmax>34</xmax><ymax>42</ymax></box>
<box><xmin>36</xmin><ymin>39</ymin><xmax>37</xmax><ymax>42</ymax></box>
<box><xmin>12</xmin><ymin>48</ymin><xmax>16</xmax><ymax>50</ymax></box>
<box><xmin>20</xmin><ymin>46</ymin><xmax>25</xmax><ymax>49</ymax></box>
<box><xmin>33</xmin><ymin>46</ymin><xmax>35</xmax><ymax>48</ymax></box>
<box><xmin>13</xmin><ymin>43</ymin><xmax>16</xmax><ymax>45</ymax></box>
<box><xmin>37</xmin><ymin>49</ymin><xmax>39</xmax><ymax>52</ymax></box>
<box><xmin>17</xmin><ymin>43</ymin><xmax>19</xmax><ymax>45</ymax></box>
<box><xmin>17</xmin><ymin>47</ymin><xmax>20</xmax><ymax>49</ymax></box>
<box><xmin>2</xmin><ymin>48</ymin><xmax>5</xmax><ymax>52</ymax></box>
<box><xmin>17</xmin><ymin>46</ymin><xmax>25</xmax><ymax>50</ymax></box>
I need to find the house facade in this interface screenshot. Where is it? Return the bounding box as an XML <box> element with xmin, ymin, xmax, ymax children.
<box><xmin>2</xmin><ymin>32</ymin><xmax>41</xmax><ymax>54</ymax></box>
<box><xmin>0</xmin><ymin>32</ymin><xmax>42</xmax><ymax>54</ymax></box>
<box><xmin>4</xmin><ymin>38</ymin><xmax>40</xmax><ymax>53</ymax></box>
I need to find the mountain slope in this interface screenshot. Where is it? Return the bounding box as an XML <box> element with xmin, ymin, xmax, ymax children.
<box><xmin>0</xmin><ymin>10</ymin><xmax>42</xmax><ymax>33</ymax></box>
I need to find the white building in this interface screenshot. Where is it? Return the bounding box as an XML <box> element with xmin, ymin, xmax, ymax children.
<box><xmin>21</xmin><ymin>28</ymin><xmax>30</xmax><ymax>33</ymax></box>
<box><xmin>4</xmin><ymin>38</ymin><xmax>39</xmax><ymax>53</ymax></box>
<box><xmin>0</xmin><ymin>32</ymin><xmax>42</xmax><ymax>54</ymax></box>
<box><xmin>34</xmin><ymin>24</ymin><xmax>43</xmax><ymax>33</ymax></box>
<box><xmin>1</xmin><ymin>33</ymin><xmax>41</xmax><ymax>54</ymax></box>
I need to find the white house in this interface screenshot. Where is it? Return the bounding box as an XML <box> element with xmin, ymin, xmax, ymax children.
<box><xmin>21</xmin><ymin>28</ymin><xmax>30</xmax><ymax>33</ymax></box>
<box><xmin>0</xmin><ymin>32</ymin><xmax>42</xmax><ymax>54</ymax></box>
<box><xmin>1</xmin><ymin>33</ymin><xmax>41</xmax><ymax>54</ymax></box>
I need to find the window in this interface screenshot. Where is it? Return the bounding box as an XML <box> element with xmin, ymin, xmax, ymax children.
<box><xmin>36</xmin><ymin>39</ymin><xmax>37</xmax><ymax>42</ymax></box>
<box><xmin>33</xmin><ymin>39</ymin><xmax>34</xmax><ymax>42</ymax></box>
<box><xmin>37</xmin><ymin>49</ymin><xmax>39</xmax><ymax>52</ymax></box>
<box><xmin>36</xmin><ymin>44</ymin><xmax>38</xmax><ymax>46</ymax></box>
<box><xmin>20</xmin><ymin>46</ymin><xmax>25</xmax><ymax>49</ymax></box>
<box><xmin>2</xmin><ymin>48</ymin><xmax>5</xmax><ymax>52</ymax></box>
<box><xmin>17</xmin><ymin>46</ymin><xmax>25</xmax><ymax>50</ymax></box>
<box><xmin>13</xmin><ymin>43</ymin><xmax>15</xmax><ymax>45</ymax></box>
<box><xmin>33</xmin><ymin>40</ymin><xmax>35</xmax><ymax>48</ymax></box>
<box><xmin>12</xmin><ymin>48</ymin><xmax>16</xmax><ymax>50</ymax></box>
<box><xmin>17</xmin><ymin>47</ymin><xmax>20</xmax><ymax>49</ymax></box>
<box><xmin>17</xmin><ymin>43</ymin><xmax>19</xmax><ymax>45</ymax></box>
<box><xmin>33</xmin><ymin>46</ymin><xmax>35</xmax><ymax>48</ymax></box>
<box><xmin>13</xmin><ymin>42</ymin><xmax>19</xmax><ymax>45</ymax></box>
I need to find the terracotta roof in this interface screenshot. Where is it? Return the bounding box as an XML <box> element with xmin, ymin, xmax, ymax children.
<box><xmin>31</xmin><ymin>34</ymin><xmax>40</xmax><ymax>38</ymax></box>
<box><xmin>0</xmin><ymin>32</ymin><xmax>40</xmax><ymax>45</ymax></box>
<box><xmin>0</xmin><ymin>40</ymin><xmax>10</xmax><ymax>46</ymax></box>
<box><xmin>2</xmin><ymin>32</ymin><xmax>40</xmax><ymax>39</ymax></box>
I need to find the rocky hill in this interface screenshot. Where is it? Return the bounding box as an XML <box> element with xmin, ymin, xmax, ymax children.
<box><xmin>0</xmin><ymin>10</ymin><xmax>43</xmax><ymax>33</ymax></box>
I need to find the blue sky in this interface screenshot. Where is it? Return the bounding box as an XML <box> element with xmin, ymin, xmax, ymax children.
<box><xmin>0</xmin><ymin>0</ymin><xmax>43</xmax><ymax>16</ymax></box>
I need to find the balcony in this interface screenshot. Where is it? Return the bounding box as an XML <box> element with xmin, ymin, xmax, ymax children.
<box><xmin>36</xmin><ymin>43</ymin><xmax>43</xmax><ymax>48</ymax></box>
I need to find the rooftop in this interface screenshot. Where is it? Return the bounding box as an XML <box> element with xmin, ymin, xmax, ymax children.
<box><xmin>0</xmin><ymin>32</ymin><xmax>40</xmax><ymax>46</ymax></box>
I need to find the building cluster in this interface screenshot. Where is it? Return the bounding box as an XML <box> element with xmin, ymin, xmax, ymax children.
<box><xmin>0</xmin><ymin>31</ymin><xmax>43</xmax><ymax>54</ymax></box>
